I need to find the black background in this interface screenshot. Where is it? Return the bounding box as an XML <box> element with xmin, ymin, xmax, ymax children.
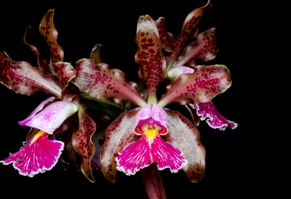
<box><xmin>0</xmin><ymin>0</ymin><xmax>241</xmax><ymax>198</ymax></box>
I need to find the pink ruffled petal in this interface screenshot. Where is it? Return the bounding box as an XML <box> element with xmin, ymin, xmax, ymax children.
<box><xmin>152</xmin><ymin>135</ymin><xmax>187</xmax><ymax>172</ymax></box>
<box><xmin>0</xmin><ymin>131</ymin><xmax>64</xmax><ymax>177</ymax></box>
<box><xmin>116</xmin><ymin>134</ymin><xmax>151</xmax><ymax>175</ymax></box>
<box><xmin>116</xmin><ymin>133</ymin><xmax>186</xmax><ymax>175</ymax></box>
<box><xmin>18</xmin><ymin>101</ymin><xmax>78</xmax><ymax>134</ymax></box>
<box><xmin>190</xmin><ymin>101</ymin><xmax>237</xmax><ymax>130</ymax></box>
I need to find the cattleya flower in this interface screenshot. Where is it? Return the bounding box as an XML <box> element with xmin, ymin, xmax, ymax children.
<box><xmin>0</xmin><ymin>1</ymin><xmax>237</xmax><ymax>198</ymax></box>
<box><xmin>0</xmin><ymin>97</ymin><xmax>78</xmax><ymax>177</ymax></box>
<box><xmin>72</xmin><ymin>0</ymin><xmax>236</xmax><ymax>185</ymax></box>
<box><xmin>0</xmin><ymin>10</ymin><xmax>97</xmax><ymax>182</ymax></box>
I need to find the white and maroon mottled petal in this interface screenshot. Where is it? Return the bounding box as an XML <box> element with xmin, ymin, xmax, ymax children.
<box><xmin>116</xmin><ymin>133</ymin><xmax>186</xmax><ymax>175</ymax></box>
<box><xmin>18</xmin><ymin>101</ymin><xmax>78</xmax><ymax>134</ymax></box>
<box><xmin>159</xmin><ymin>65</ymin><xmax>232</xmax><ymax>107</ymax></box>
<box><xmin>0</xmin><ymin>52</ymin><xmax>62</xmax><ymax>97</ymax></box>
<box><xmin>167</xmin><ymin>66</ymin><xmax>194</xmax><ymax>81</ymax></box>
<box><xmin>165</xmin><ymin>110</ymin><xmax>206</xmax><ymax>182</ymax></box>
<box><xmin>190</xmin><ymin>101</ymin><xmax>238</xmax><ymax>130</ymax></box>
<box><xmin>73</xmin><ymin>59</ymin><xmax>146</xmax><ymax>107</ymax></box>
<box><xmin>101</xmin><ymin>109</ymin><xmax>140</xmax><ymax>182</ymax></box>
<box><xmin>0</xmin><ymin>131</ymin><xmax>64</xmax><ymax>177</ymax></box>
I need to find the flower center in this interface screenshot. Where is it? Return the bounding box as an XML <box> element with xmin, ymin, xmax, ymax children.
<box><xmin>30</xmin><ymin>130</ymin><xmax>46</xmax><ymax>144</ymax></box>
<box><xmin>144</xmin><ymin>128</ymin><xmax>158</xmax><ymax>141</ymax></box>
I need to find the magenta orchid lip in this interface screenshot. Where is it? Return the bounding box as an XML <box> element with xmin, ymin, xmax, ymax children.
<box><xmin>0</xmin><ymin>0</ymin><xmax>237</xmax><ymax>198</ymax></box>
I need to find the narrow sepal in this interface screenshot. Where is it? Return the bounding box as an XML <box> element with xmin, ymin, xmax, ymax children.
<box><xmin>53</xmin><ymin>62</ymin><xmax>76</xmax><ymax>90</ymax></box>
<box><xmin>72</xmin><ymin>104</ymin><xmax>96</xmax><ymax>182</ymax></box>
<box><xmin>23</xmin><ymin>27</ymin><xmax>53</xmax><ymax>75</ymax></box>
<box><xmin>39</xmin><ymin>9</ymin><xmax>64</xmax><ymax>66</ymax></box>
<box><xmin>176</xmin><ymin>28</ymin><xmax>217</xmax><ymax>66</ymax></box>
<box><xmin>171</xmin><ymin>0</ymin><xmax>212</xmax><ymax>58</ymax></box>
<box><xmin>155</xmin><ymin>17</ymin><xmax>174</xmax><ymax>52</ymax></box>
<box><xmin>135</xmin><ymin>15</ymin><xmax>166</xmax><ymax>101</ymax></box>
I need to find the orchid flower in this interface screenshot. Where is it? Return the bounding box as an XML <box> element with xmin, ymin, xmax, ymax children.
<box><xmin>155</xmin><ymin>0</ymin><xmax>237</xmax><ymax>130</ymax></box>
<box><xmin>0</xmin><ymin>96</ymin><xmax>78</xmax><ymax>177</ymax></box>
<box><xmin>72</xmin><ymin>0</ymin><xmax>234</xmax><ymax>185</ymax></box>
<box><xmin>0</xmin><ymin>10</ymin><xmax>97</xmax><ymax>182</ymax></box>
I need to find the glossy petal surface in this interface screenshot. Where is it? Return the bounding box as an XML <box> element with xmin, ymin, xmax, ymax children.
<box><xmin>190</xmin><ymin>101</ymin><xmax>238</xmax><ymax>130</ymax></box>
<box><xmin>73</xmin><ymin>59</ymin><xmax>146</xmax><ymax>106</ymax></box>
<box><xmin>165</xmin><ymin>110</ymin><xmax>205</xmax><ymax>182</ymax></box>
<box><xmin>72</xmin><ymin>105</ymin><xmax>96</xmax><ymax>182</ymax></box>
<box><xmin>0</xmin><ymin>131</ymin><xmax>64</xmax><ymax>177</ymax></box>
<box><xmin>159</xmin><ymin>65</ymin><xmax>232</xmax><ymax>106</ymax></box>
<box><xmin>0</xmin><ymin>52</ymin><xmax>62</xmax><ymax>97</ymax></box>
<box><xmin>19</xmin><ymin>101</ymin><xmax>78</xmax><ymax>134</ymax></box>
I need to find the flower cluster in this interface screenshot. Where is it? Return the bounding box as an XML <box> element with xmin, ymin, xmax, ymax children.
<box><xmin>0</xmin><ymin>1</ymin><xmax>237</xmax><ymax>198</ymax></box>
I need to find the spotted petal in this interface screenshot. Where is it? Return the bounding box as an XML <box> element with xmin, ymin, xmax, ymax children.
<box><xmin>101</xmin><ymin>109</ymin><xmax>140</xmax><ymax>182</ymax></box>
<box><xmin>0</xmin><ymin>131</ymin><xmax>64</xmax><ymax>177</ymax></box>
<box><xmin>170</xmin><ymin>0</ymin><xmax>212</xmax><ymax>59</ymax></box>
<box><xmin>0</xmin><ymin>52</ymin><xmax>62</xmax><ymax>97</ymax></box>
<box><xmin>159</xmin><ymin>65</ymin><xmax>232</xmax><ymax>107</ymax></box>
<box><xmin>175</xmin><ymin>28</ymin><xmax>217</xmax><ymax>67</ymax></box>
<box><xmin>72</xmin><ymin>104</ymin><xmax>96</xmax><ymax>182</ymax></box>
<box><xmin>165</xmin><ymin>110</ymin><xmax>205</xmax><ymax>182</ymax></box>
<box><xmin>190</xmin><ymin>101</ymin><xmax>238</xmax><ymax>130</ymax></box>
<box><xmin>39</xmin><ymin>9</ymin><xmax>64</xmax><ymax>68</ymax></box>
<box><xmin>23</xmin><ymin>27</ymin><xmax>53</xmax><ymax>75</ymax></box>
<box><xmin>18</xmin><ymin>100</ymin><xmax>78</xmax><ymax>134</ymax></box>
<box><xmin>167</xmin><ymin>0</ymin><xmax>211</xmax><ymax>69</ymax></box>
<box><xmin>53</xmin><ymin>62</ymin><xmax>76</xmax><ymax>90</ymax></box>
<box><xmin>135</xmin><ymin>15</ymin><xmax>166</xmax><ymax>103</ymax></box>
<box><xmin>73</xmin><ymin>59</ymin><xmax>146</xmax><ymax>106</ymax></box>
<box><xmin>155</xmin><ymin>17</ymin><xmax>174</xmax><ymax>53</ymax></box>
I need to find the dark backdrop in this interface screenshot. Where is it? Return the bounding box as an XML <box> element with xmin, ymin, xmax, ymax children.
<box><xmin>0</xmin><ymin>0</ymin><xmax>241</xmax><ymax>198</ymax></box>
